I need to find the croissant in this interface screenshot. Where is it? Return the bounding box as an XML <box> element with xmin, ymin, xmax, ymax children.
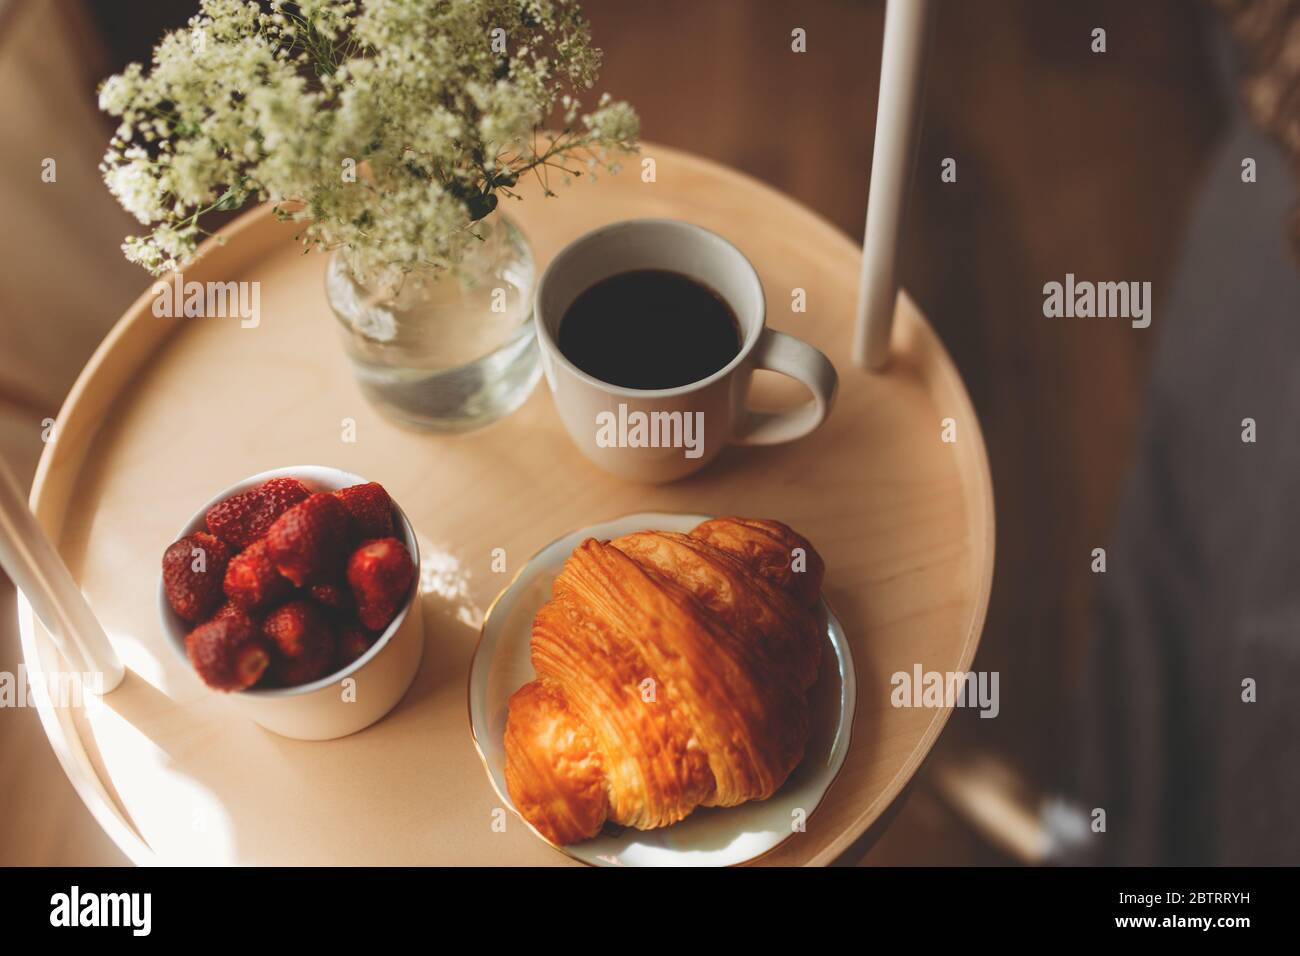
<box><xmin>504</xmin><ymin>517</ymin><xmax>825</xmax><ymax>845</ymax></box>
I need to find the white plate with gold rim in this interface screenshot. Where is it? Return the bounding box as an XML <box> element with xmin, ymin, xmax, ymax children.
<box><xmin>467</xmin><ymin>511</ymin><xmax>857</xmax><ymax>867</ymax></box>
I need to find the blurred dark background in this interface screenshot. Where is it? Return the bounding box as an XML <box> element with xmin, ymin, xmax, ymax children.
<box><xmin>0</xmin><ymin>0</ymin><xmax>1260</xmax><ymax>864</ymax></box>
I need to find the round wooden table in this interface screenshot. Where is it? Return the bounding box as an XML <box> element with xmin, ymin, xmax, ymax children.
<box><xmin>19</xmin><ymin>144</ymin><xmax>993</xmax><ymax>865</ymax></box>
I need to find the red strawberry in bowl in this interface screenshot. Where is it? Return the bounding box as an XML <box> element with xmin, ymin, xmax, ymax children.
<box><xmin>211</xmin><ymin>599</ymin><xmax>260</xmax><ymax>630</ymax></box>
<box><xmin>185</xmin><ymin>615</ymin><xmax>271</xmax><ymax>692</ymax></box>
<box><xmin>347</xmin><ymin>537</ymin><xmax>416</xmax><ymax>631</ymax></box>
<box><xmin>262</xmin><ymin>601</ymin><xmax>336</xmax><ymax>687</ymax></box>
<box><xmin>205</xmin><ymin>476</ymin><xmax>309</xmax><ymax>549</ymax></box>
<box><xmin>335</xmin><ymin>621</ymin><xmax>377</xmax><ymax>669</ymax></box>
<box><xmin>223</xmin><ymin>538</ymin><xmax>291</xmax><ymax>610</ymax></box>
<box><xmin>162</xmin><ymin>532</ymin><xmax>233</xmax><ymax>623</ymax></box>
<box><xmin>266</xmin><ymin>493</ymin><xmax>349</xmax><ymax>587</ymax></box>
<box><xmin>308</xmin><ymin>581</ymin><xmax>352</xmax><ymax>614</ymax></box>
<box><xmin>334</xmin><ymin>482</ymin><xmax>395</xmax><ymax>541</ymax></box>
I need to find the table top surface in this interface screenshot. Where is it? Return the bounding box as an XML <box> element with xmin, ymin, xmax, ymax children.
<box><xmin>20</xmin><ymin>143</ymin><xmax>993</xmax><ymax>865</ymax></box>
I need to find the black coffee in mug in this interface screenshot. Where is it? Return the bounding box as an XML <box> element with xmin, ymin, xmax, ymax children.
<box><xmin>557</xmin><ymin>269</ymin><xmax>742</xmax><ymax>389</ymax></box>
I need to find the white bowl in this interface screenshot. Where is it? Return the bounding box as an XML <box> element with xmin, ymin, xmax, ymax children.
<box><xmin>468</xmin><ymin>512</ymin><xmax>856</xmax><ymax>866</ymax></box>
<box><xmin>158</xmin><ymin>465</ymin><xmax>424</xmax><ymax>740</ymax></box>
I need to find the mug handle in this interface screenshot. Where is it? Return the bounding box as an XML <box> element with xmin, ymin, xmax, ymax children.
<box><xmin>734</xmin><ymin>328</ymin><xmax>838</xmax><ymax>446</ymax></box>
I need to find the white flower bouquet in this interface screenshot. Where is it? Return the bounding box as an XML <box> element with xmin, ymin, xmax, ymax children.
<box><xmin>98</xmin><ymin>0</ymin><xmax>639</xmax><ymax>277</ymax></box>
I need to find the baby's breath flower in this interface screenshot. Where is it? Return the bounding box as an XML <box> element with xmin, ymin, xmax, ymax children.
<box><xmin>99</xmin><ymin>0</ymin><xmax>639</xmax><ymax>277</ymax></box>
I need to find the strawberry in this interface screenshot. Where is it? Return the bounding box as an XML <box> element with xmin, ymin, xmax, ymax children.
<box><xmin>185</xmin><ymin>615</ymin><xmax>271</xmax><ymax>691</ymax></box>
<box><xmin>347</xmin><ymin>537</ymin><xmax>415</xmax><ymax>631</ymax></box>
<box><xmin>262</xmin><ymin>600</ymin><xmax>336</xmax><ymax>686</ymax></box>
<box><xmin>223</xmin><ymin>539</ymin><xmax>291</xmax><ymax>610</ymax></box>
<box><xmin>308</xmin><ymin>582</ymin><xmax>352</xmax><ymax>614</ymax></box>
<box><xmin>335</xmin><ymin>622</ymin><xmax>377</xmax><ymax>669</ymax></box>
<box><xmin>205</xmin><ymin>477</ymin><xmax>310</xmax><ymax>549</ymax></box>
<box><xmin>266</xmin><ymin>493</ymin><xmax>349</xmax><ymax>587</ymax></box>
<box><xmin>334</xmin><ymin>482</ymin><xmax>395</xmax><ymax>541</ymax></box>
<box><xmin>210</xmin><ymin>599</ymin><xmax>259</xmax><ymax>630</ymax></box>
<box><xmin>162</xmin><ymin>532</ymin><xmax>233</xmax><ymax>623</ymax></box>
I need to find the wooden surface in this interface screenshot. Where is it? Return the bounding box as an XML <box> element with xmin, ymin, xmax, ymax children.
<box><xmin>20</xmin><ymin>144</ymin><xmax>992</xmax><ymax>865</ymax></box>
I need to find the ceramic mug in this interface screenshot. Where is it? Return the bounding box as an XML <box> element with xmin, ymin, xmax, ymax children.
<box><xmin>534</xmin><ymin>219</ymin><xmax>838</xmax><ymax>483</ymax></box>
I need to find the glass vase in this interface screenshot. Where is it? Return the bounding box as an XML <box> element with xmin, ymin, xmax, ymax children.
<box><xmin>325</xmin><ymin>213</ymin><xmax>540</xmax><ymax>432</ymax></box>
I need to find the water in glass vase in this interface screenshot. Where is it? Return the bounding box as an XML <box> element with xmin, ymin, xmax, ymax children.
<box><xmin>326</xmin><ymin>214</ymin><xmax>540</xmax><ymax>432</ymax></box>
